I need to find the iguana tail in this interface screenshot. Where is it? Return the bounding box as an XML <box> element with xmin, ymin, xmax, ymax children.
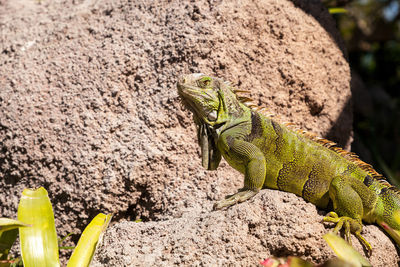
<box><xmin>377</xmin><ymin>220</ymin><xmax>400</xmax><ymax>245</ymax></box>
<box><xmin>375</xmin><ymin>188</ymin><xmax>400</xmax><ymax>245</ymax></box>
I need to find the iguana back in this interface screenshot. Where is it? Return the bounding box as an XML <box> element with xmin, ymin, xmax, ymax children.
<box><xmin>243</xmin><ymin>112</ymin><xmax>361</xmax><ymax>208</ymax></box>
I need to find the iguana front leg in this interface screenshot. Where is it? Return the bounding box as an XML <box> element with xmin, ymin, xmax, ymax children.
<box><xmin>213</xmin><ymin>134</ymin><xmax>266</xmax><ymax>210</ymax></box>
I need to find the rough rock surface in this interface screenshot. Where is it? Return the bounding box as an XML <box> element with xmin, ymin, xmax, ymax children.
<box><xmin>92</xmin><ymin>190</ymin><xmax>400</xmax><ymax>266</ymax></box>
<box><xmin>0</xmin><ymin>0</ymin><xmax>387</xmax><ymax>264</ymax></box>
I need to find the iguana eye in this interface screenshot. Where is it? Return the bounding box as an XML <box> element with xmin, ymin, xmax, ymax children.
<box><xmin>197</xmin><ymin>76</ymin><xmax>212</xmax><ymax>88</ymax></box>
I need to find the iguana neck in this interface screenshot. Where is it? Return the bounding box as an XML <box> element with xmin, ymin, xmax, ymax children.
<box><xmin>215</xmin><ymin>108</ymin><xmax>252</xmax><ymax>136</ymax></box>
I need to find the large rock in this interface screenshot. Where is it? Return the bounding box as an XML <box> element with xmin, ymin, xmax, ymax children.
<box><xmin>92</xmin><ymin>190</ymin><xmax>399</xmax><ymax>266</ymax></box>
<box><xmin>0</xmin><ymin>0</ymin><xmax>362</xmax><ymax>261</ymax></box>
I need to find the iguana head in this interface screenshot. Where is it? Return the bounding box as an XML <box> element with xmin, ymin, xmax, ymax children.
<box><xmin>177</xmin><ymin>73</ymin><xmax>243</xmax><ymax>126</ymax></box>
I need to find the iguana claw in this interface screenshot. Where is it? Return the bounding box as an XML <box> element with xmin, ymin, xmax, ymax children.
<box><xmin>213</xmin><ymin>189</ymin><xmax>258</xmax><ymax>210</ymax></box>
<box><xmin>323</xmin><ymin>211</ymin><xmax>372</xmax><ymax>256</ymax></box>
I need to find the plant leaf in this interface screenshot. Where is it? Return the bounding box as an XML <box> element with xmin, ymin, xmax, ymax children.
<box><xmin>0</xmin><ymin>219</ymin><xmax>29</xmax><ymax>236</ymax></box>
<box><xmin>328</xmin><ymin>8</ymin><xmax>348</xmax><ymax>14</ymax></box>
<box><xmin>17</xmin><ymin>187</ymin><xmax>60</xmax><ymax>267</ymax></box>
<box><xmin>0</xmin><ymin>229</ymin><xmax>18</xmax><ymax>261</ymax></box>
<box><xmin>0</xmin><ymin>218</ymin><xmax>29</xmax><ymax>262</ymax></box>
<box><xmin>323</xmin><ymin>232</ymin><xmax>371</xmax><ymax>267</ymax></box>
<box><xmin>67</xmin><ymin>213</ymin><xmax>112</xmax><ymax>267</ymax></box>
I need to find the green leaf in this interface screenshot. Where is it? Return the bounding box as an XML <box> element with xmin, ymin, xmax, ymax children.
<box><xmin>58</xmin><ymin>232</ymin><xmax>74</xmax><ymax>246</ymax></box>
<box><xmin>0</xmin><ymin>219</ymin><xmax>29</xmax><ymax>236</ymax></box>
<box><xmin>59</xmin><ymin>246</ymin><xmax>75</xmax><ymax>250</ymax></box>
<box><xmin>0</xmin><ymin>229</ymin><xmax>18</xmax><ymax>260</ymax></box>
<box><xmin>328</xmin><ymin>8</ymin><xmax>348</xmax><ymax>14</ymax></box>
<box><xmin>17</xmin><ymin>187</ymin><xmax>60</xmax><ymax>267</ymax></box>
<box><xmin>58</xmin><ymin>232</ymin><xmax>76</xmax><ymax>251</ymax></box>
<box><xmin>67</xmin><ymin>213</ymin><xmax>112</xmax><ymax>267</ymax></box>
<box><xmin>0</xmin><ymin>218</ymin><xmax>28</xmax><ymax>267</ymax></box>
<box><xmin>323</xmin><ymin>232</ymin><xmax>371</xmax><ymax>267</ymax></box>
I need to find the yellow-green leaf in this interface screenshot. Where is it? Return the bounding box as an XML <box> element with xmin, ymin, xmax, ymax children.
<box><xmin>17</xmin><ymin>187</ymin><xmax>60</xmax><ymax>267</ymax></box>
<box><xmin>67</xmin><ymin>213</ymin><xmax>112</xmax><ymax>267</ymax></box>
<box><xmin>323</xmin><ymin>232</ymin><xmax>371</xmax><ymax>267</ymax></box>
<box><xmin>0</xmin><ymin>218</ymin><xmax>28</xmax><ymax>265</ymax></box>
<box><xmin>0</xmin><ymin>219</ymin><xmax>29</xmax><ymax>236</ymax></box>
<box><xmin>0</xmin><ymin>229</ymin><xmax>18</xmax><ymax>260</ymax></box>
<box><xmin>328</xmin><ymin>8</ymin><xmax>348</xmax><ymax>14</ymax></box>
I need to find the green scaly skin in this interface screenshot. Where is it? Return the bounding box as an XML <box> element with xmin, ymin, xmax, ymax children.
<box><xmin>177</xmin><ymin>73</ymin><xmax>400</xmax><ymax>255</ymax></box>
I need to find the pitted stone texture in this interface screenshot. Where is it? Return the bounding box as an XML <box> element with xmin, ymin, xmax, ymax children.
<box><xmin>92</xmin><ymin>190</ymin><xmax>399</xmax><ymax>266</ymax></box>
<box><xmin>1</xmin><ymin>0</ymin><xmax>351</xmax><ymax>251</ymax></box>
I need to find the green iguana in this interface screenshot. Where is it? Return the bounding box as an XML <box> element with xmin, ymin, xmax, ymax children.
<box><xmin>177</xmin><ymin>73</ymin><xmax>400</xmax><ymax>255</ymax></box>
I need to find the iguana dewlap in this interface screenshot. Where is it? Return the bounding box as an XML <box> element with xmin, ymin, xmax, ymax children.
<box><xmin>177</xmin><ymin>73</ymin><xmax>400</xmax><ymax>255</ymax></box>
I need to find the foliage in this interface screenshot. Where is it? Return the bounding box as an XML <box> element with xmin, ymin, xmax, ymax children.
<box><xmin>0</xmin><ymin>187</ymin><xmax>111</xmax><ymax>267</ymax></box>
<box><xmin>259</xmin><ymin>233</ymin><xmax>371</xmax><ymax>267</ymax></box>
<box><xmin>325</xmin><ymin>0</ymin><xmax>400</xmax><ymax>186</ymax></box>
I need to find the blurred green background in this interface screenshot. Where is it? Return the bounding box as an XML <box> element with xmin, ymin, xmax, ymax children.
<box><xmin>325</xmin><ymin>0</ymin><xmax>400</xmax><ymax>186</ymax></box>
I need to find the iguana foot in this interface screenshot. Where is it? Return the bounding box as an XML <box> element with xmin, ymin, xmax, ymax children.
<box><xmin>323</xmin><ymin>212</ymin><xmax>372</xmax><ymax>256</ymax></box>
<box><xmin>213</xmin><ymin>189</ymin><xmax>258</xmax><ymax>210</ymax></box>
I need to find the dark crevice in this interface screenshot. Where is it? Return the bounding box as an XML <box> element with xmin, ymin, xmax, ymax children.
<box><xmin>114</xmin><ymin>184</ymin><xmax>163</xmax><ymax>223</ymax></box>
